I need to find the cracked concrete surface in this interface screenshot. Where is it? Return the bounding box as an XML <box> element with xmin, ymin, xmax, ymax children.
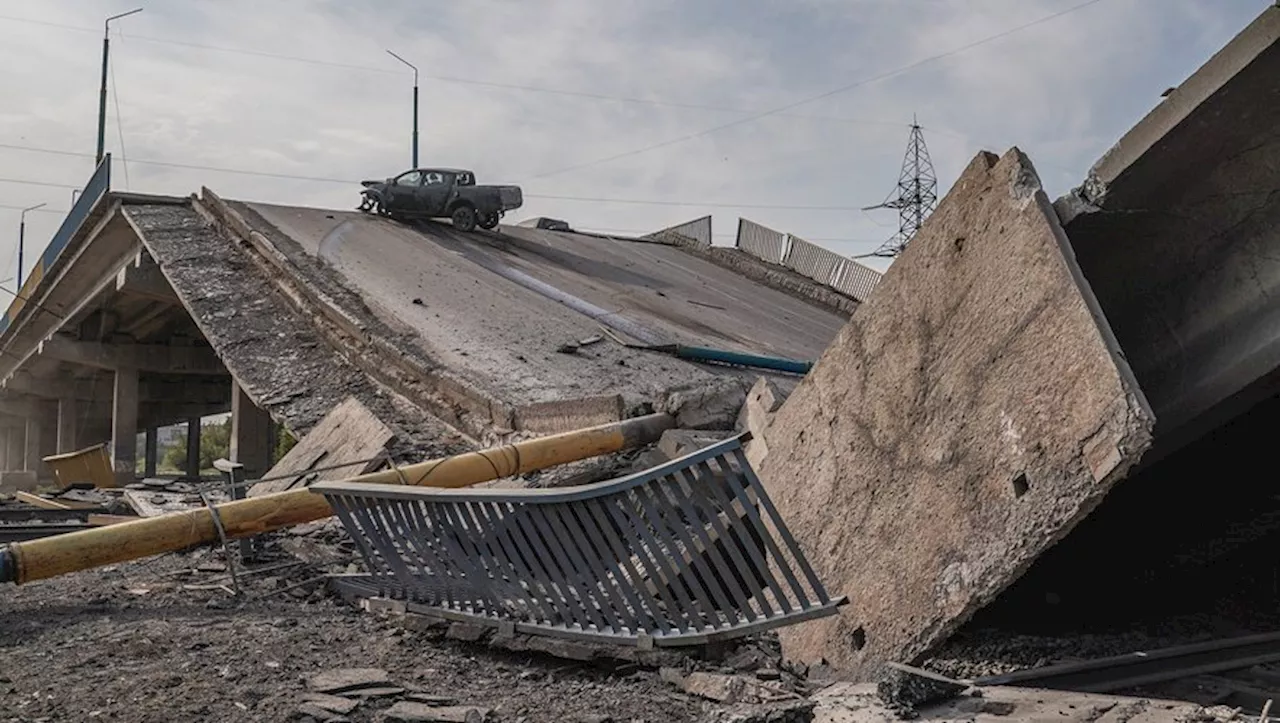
<box><xmin>755</xmin><ymin>149</ymin><xmax>1154</xmax><ymax>678</ymax></box>
<box><xmin>237</xmin><ymin>202</ymin><xmax>846</xmax><ymax>431</ymax></box>
<box><xmin>125</xmin><ymin>203</ymin><xmax>468</xmax><ymax>462</ymax></box>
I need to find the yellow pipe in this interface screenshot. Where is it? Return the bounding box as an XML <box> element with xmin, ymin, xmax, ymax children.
<box><xmin>1</xmin><ymin>413</ymin><xmax>674</xmax><ymax>584</ymax></box>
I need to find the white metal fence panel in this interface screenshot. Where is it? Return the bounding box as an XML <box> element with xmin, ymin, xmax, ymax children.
<box><xmin>736</xmin><ymin>219</ymin><xmax>788</xmax><ymax>264</ymax></box>
<box><xmin>830</xmin><ymin>259</ymin><xmax>883</xmax><ymax>303</ymax></box>
<box><xmin>783</xmin><ymin>236</ymin><xmax>845</xmax><ymax>287</ymax></box>
<box><xmin>645</xmin><ymin>215</ymin><xmax>712</xmax><ymax>247</ymax></box>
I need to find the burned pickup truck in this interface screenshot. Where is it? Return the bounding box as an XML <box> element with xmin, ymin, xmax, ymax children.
<box><xmin>358</xmin><ymin>168</ymin><xmax>523</xmax><ymax>231</ymax></box>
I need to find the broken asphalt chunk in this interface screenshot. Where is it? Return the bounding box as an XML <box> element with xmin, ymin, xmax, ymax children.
<box><xmin>305</xmin><ymin>667</ymin><xmax>392</xmax><ymax>694</ymax></box>
<box><xmin>382</xmin><ymin>701</ymin><xmax>489</xmax><ymax>723</ymax></box>
<box><xmin>300</xmin><ymin>693</ymin><xmax>360</xmax><ymax>714</ymax></box>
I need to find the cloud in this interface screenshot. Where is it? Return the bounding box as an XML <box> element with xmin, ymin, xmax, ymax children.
<box><xmin>0</xmin><ymin>0</ymin><xmax>1270</xmax><ymax>280</ymax></box>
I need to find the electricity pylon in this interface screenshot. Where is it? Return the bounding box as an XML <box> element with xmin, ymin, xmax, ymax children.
<box><xmin>863</xmin><ymin>117</ymin><xmax>938</xmax><ymax>258</ymax></box>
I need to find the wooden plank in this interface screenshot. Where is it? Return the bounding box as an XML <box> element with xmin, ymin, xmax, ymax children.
<box><xmin>86</xmin><ymin>513</ymin><xmax>142</xmax><ymax>526</ymax></box>
<box><xmin>13</xmin><ymin>491</ymin><xmax>102</xmax><ymax>510</ymax></box>
<box><xmin>248</xmin><ymin>397</ymin><xmax>395</xmax><ymax>497</ymax></box>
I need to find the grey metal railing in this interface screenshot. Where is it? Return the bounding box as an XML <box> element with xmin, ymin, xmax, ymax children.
<box><xmin>645</xmin><ymin>215</ymin><xmax>712</xmax><ymax>248</ymax></box>
<box><xmin>735</xmin><ymin>218</ymin><xmax>790</xmax><ymax>265</ymax></box>
<box><xmin>0</xmin><ymin>154</ymin><xmax>111</xmax><ymax>336</ymax></box>
<box><xmin>831</xmin><ymin>257</ymin><xmax>882</xmax><ymax>304</ymax></box>
<box><xmin>734</xmin><ymin>217</ymin><xmax>884</xmax><ymax>304</ymax></box>
<box><xmin>312</xmin><ymin>435</ymin><xmax>845</xmax><ymax>647</ymax></box>
<box><xmin>783</xmin><ymin>235</ymin><xmax>845</xmax><ymax>287</ymax></box>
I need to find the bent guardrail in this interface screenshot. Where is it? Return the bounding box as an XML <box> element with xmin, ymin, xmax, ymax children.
<box><xmin>313</xmin><ymin>434</ymin><xmax>846</xmax><ymax>647</ymax></box>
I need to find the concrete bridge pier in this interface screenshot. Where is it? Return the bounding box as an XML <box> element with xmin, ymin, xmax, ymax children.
<box><xmin>56</xmin><ymin>397</ymin><xmax>77</xmax><ymax>454</ymax></box>
<box><xmin>143</xmin><ymin>427</ymin><xmax>158</xmax><ymax>479</ymax></box>
<box><xmin>2</xmin><ymin>423</ymin><xmax>21</xmax><ymax>472</ymax></box>
<box><xmin>110</xmin><ymin>367</ymin><xmax>138</xmax><ymax>487</ymax></box>
<box><xmin>230</xmin><ymin>382</ymin><xmax>271</xmax><ymax>483</ymax></box>
<box><xmin>185</xmin><ymin>417</ymin><xmax>200</xmax><ymax>481</ymax></box>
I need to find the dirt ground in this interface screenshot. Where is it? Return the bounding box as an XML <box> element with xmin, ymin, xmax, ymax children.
<box><xmin>0</xmin><ymin>540</ymin><xmax>709</xmax><ymax>723</ymax></box>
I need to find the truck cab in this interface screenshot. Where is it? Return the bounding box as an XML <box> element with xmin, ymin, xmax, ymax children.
<box><xmin>359</xmin><ymin>168</ymin><xmax>522</xmax><ymax>232</ymax></box>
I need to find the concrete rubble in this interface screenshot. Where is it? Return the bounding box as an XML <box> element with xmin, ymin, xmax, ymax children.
<box><xmin>808</xmin><ymin>683</ymin><xmax>1222</xmax><ymax>723</ymax></box>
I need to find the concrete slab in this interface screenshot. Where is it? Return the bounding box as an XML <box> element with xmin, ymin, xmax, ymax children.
<box><xmin>125</xmin><ymin>203</ymin><xmax>466</xmax><ymax>459</ymax></box>
<box><xmin>1057</xmin><ymin>6</ymin><xmax>1280</xmax><ymax>452</ymax></box>
<box><xmin>811</xmin><ymin>683</ymin><xmax>1210</xmax><ymax>722</ymax></box>
<box><xmin>756</xmin><ymin>149</ymin><xmax>1154</xmax><ymax>677</ymax></box>
<box><xmin>239</xmin><ymin>203</ymin><xmax>845</xmax><ymax>420</ymax></box>
<box><xmin>248</xmin><ymin>397</ymin><xmax>394</xmax><ymax>497</ymax></box>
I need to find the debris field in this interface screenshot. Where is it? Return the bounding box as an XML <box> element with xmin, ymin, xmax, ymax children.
<box><xmin>2</xmin><ymin>6</ymin><xmax>1280</xmax><ymax>723</ymax></box>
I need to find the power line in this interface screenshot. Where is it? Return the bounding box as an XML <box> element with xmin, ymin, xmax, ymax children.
<box><xmin>0</xmin><ymin>143</ymin><xmax>353</xmax><ymax>183</ymax></box>
<box><xmin>0</xmin><ymin>178</ymin><xmax>79</xmax><ymax>189</ymax></box>
<box><xmin>0</xmin><ymin>148</ymin><xmax>907</xmax><ymax>212</ymax></box>
<box><xmin>0</xmin><ymin>204</ymin><xmax>67</xmax><ymax>214</ymax></box>
<box><xmin>523</xmin><ymin>0</ymin><xmax>1110</xmax><ymax>182</ymax></box>
<box><xmin>524</xmin><ymin>194</ymin><xmax>867</xmax><ymax>211</ymax></box>
<box><xmin>576</xmin><ymin>226</ymin><xmax>884</xmax><ymax>246</ymax></box>
<box><xmin>0</xmin><ymin>13</ymin><xmax>912</xmax><ymax>129</ymax></box>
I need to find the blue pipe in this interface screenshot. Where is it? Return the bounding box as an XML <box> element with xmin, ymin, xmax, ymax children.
<box><xmin>667</xmin><ymin>345</ymin><xmax>813</xmax><ymax>375</ymax></box>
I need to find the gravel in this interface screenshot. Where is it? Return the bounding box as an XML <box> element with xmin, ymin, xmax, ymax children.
<box><xmin>0</xmin><ymin>539</ymin><xmax>707</xmax><ymax>723</ymax></box>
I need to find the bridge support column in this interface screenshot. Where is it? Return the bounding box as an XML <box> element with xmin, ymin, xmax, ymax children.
<box><xmin>143</xmin><ymin>427</ymin><xmax>158</xmax><ymax>478</ymax></box>
<box><xmin>111</xmin><ymin>366</ymin><xmax>139</xmax><ymax>486</ymax></box>
<box><xmin>231</xmin><ymin>382</ymin><xmax>271</xmax><ymax>481</ymax></box>
<box><xmin>56</xmin><ymin>397</ymin><xmax>78</xmax><ymax>454</ymax></box>
<box><xmin>185</xmin><ymin>417</ymin><xmax>200</xmax><ymax>480</ymax></box>
<box><xmin>37</xmin><ymin>403</ymin><xmax>56</xmax><ymax>478</ymax></box>
<box><xmin>4</xmin><ymin>426</ymin><xmax>23</xmax><ymax>473</ymax></box>
<box><xmin>23</xmin><ymin>417</ymin><xmax>41</xmax><ymax>475</ymax></box>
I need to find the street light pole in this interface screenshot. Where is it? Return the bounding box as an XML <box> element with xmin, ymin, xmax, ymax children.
<box><xmin>97</xmin><ymin>8</ymin><xmax>143</xmax><ymax>166</ymax></box>
<box><xmin>387</xmin><ymin>50</ymin><xmax>419</xmax><ymax>168</ymax></box>
<box><xmin>18</xmin><ymin>203</ymin><xmax>47</xmax><ymax>289</ymax></box>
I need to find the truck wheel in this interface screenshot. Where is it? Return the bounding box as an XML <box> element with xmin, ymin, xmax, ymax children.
<box><xmin>478</xmin><ymin>212</ymin><xmax>499</xmax><ymax>230</ymax></box>
<box><xmin>452</xmin><ymin>205</ymin><xmax>477</xmax><ymax>232</ymax></box>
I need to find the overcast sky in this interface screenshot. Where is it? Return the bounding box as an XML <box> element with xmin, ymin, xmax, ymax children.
<box><xmin>0</xmin><ymin>0</ymin><xmax>1269</xmax><ymax>282</ymax></box>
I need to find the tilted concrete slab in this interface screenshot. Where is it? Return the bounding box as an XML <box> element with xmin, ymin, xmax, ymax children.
<box><xmin>234</xmin><ymin>203</ymin><xmax>847</xmax><ymax>430</ymax></box>
<box><xmin>756</xmin><ymin>149</ymin><xmax>1154</xmax><ymax>677</ymax></box>
<box><xmin>123</xmin><ymin>203</ymin><xmax>468</xmax><ymax>461</ymax></box>
<box><xmin>1056</xmin><ymin>5</ymin><xmax>1280</xmax><ymax>453</ymax></box>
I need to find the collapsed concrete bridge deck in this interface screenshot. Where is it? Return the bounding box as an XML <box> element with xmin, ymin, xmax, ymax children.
<box><xmin>0</xmin><ymin>181</ymin><xmax>852</xmax><ymax>489</ymax></box>
<box><xmin>236</xmin><ymin>201</ymin><xmax>846</xmax><ymax>430</ymax></box>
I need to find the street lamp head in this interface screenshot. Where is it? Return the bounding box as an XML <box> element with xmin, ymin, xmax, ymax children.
<box><xmin>105</xmin><ymin>7</ymin><xmax>143</xmax><ymax>35</ymax></box>
<box><xmin>21</xmin><ymin>202</ymin><xmax>47</xmax><ymax>217</ymax></box>
<box><xmin>386</xmin><ymin>49</ymin><xmax>418</xmax><ymax>82</ymax></box>
<box><xmin>106</xmin><ymin>7</ymin><xmax>144</xmax><ymax>27</ymax></box>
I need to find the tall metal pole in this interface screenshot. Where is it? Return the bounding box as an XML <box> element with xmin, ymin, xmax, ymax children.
<box><xmin>18</xmin><ymin>203</ymin><xmax>47</xmax><ymax>289</ymax></box>
<box><xmin>97</xmin><ymin>8</ymin><xmax>143</xmax><ymax>166</ymax></box>
<box><xmin>387</xmin><ymin>50</ymin><xmax>419</xmax><ymax>168</ymax></box>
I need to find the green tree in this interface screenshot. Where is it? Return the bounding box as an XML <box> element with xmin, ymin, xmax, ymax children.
<box><xmin>160</xmin><ymin>418</ymin><xmax>232</xmax><ymax>474</ymax></box>
<box><xmin>274</xmin><ymin>425</ymin><xmax>298</xmax><ymax>461</ymax></box>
